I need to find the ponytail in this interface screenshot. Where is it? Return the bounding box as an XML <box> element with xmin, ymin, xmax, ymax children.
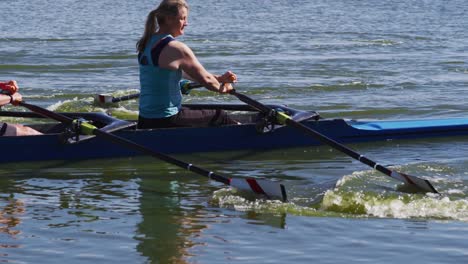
<box><xmin>136</xmin><ymin>10</ymin><xmax>158</xmax><ymax>53</ymax></box>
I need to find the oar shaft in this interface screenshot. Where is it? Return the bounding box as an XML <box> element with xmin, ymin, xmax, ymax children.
<box><xmin>112</xmin><ymin>93</ymin><xmax>140</xmax><ymax>103</ymax></box>
<box><xmin>91</xmin><ymin>128</ymin><xmax>230</xmax><ymax>185</ymax></box>
<box><xmin>20</xmin><ymin>100</ymin><xmax>288</xmax><ymax>200</ymax></box>
<box><xmin>18</xmin><ymin>101</ymin><xmax>230</xmax><ymax>185</ymax></box>
<box><xmin>285</xmin><ymin>118</ymin><xmax>436</xmax><ymax>192</ymax></box>
<box><xmin>233</xmin><ymin>91</ymin><xmax>383</xmax><ymax>170</ymax></box>
<box><xmin>106</xmin><ymin>83</ymin><xmax>205</xmax><ymax>104</ymax></box>
<box><xmin>230</xmin><ymin>90</ymin><xmax>438</xmax><ymax>193</ymax></box>
<box><xmin>232</xmin><ymin>91</ymin><xmax>271</xmax><ymax>113</ymax></box>
<box><xmin>19</xmin><ymin>102</ymin><xmax>70</xmax><ymax>123</ymax></box>
<box><xmin>285</xmin><ymin>118</ymin><xmax>392</xmax><ymax>176</ymax></box>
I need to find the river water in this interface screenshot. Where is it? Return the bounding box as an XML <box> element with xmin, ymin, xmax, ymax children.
<box><xmin>0</xmin><ymin>0</ymin><xmax>467</xmax><ymax>263</ymax></box>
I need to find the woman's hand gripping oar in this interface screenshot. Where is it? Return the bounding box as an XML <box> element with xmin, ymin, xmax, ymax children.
<box><xmin>229</xmin><ymin>90</ymin><xmax>438</xmax><ymax>194</ymax></box>
<box><xmin>18</xmin><ymin>101</ymin><xmax>288</xmax><ymax>201</ymax></box>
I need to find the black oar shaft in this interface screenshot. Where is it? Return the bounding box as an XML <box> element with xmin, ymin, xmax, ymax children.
<box><xmin>92</xmin><ymin>128</ymin><xmax>230</xmax><ymax>185</ymax></box>
<box><xmin>284</xmin><ymin>116</ymin><xmax>436</xmax><ymax>192</ymax></box>
<box><xmin>232</xmin><ymin>92</ymin><xmax>271</xmax><ymax>113</ymax></box>
<box><xmin>230</xmin><ymin>90</ymin><xmax>438</xmax><ymax>193</ymax></box>
<box><xmin>112</xmin><ymin>93</ymin><xmax>140</xmax><ymax>103</ymax></box>
<box><xmin>20</xmin><ymin>102</ymin><xmax>71</xmax><ymax>123</ymax></box>
<box><xmin>107</xmin><ymin>83</ymin><xmax>205</xmax><ymax>104</ymax></box>
<box><xmin>18</xmin><ymin>101</ymin><xmax>230</xmax><ymax>185</ymax></box>
<box><xmin>233</xmin><ymin>91</ymin><xmax>387</xmax><ymax>171</ymax></box>
<box><xmin>285</xmin><ymin>118</ymin><xmax>393</xmax><ymax>176</ymax></box>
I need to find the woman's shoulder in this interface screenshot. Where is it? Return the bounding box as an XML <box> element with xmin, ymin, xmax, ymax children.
<box><xmin>166</xmin><ymin>39</ymin><xmax>194</xmax><ymax>56</ymax></box>
<box><xmin>167</xmin><ymin>39</ymin><xmax>189</xmax><ymax>49</ymax></box>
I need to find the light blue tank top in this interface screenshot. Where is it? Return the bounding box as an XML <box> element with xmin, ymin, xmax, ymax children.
<box><xmin>138</xmin><ymin>34</ymin><xmax>182</xmax><ymax>118</ymax></box>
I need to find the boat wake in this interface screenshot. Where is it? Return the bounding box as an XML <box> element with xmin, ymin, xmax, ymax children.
<box><xmin>210</xmin><ymin>164</ymin><xmax>468</xmax><ymax>222</ymax></box>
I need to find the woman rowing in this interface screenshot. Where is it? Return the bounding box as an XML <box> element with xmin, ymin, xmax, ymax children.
<box><xmin>0</xmin><ymin>80</ymin><xmax>42</xmax><ymax>136</ymax></box>
<box><xmin>136</xmin><ymin>0</ymin><xmax>238</xmax><ymax>129</ymax></box>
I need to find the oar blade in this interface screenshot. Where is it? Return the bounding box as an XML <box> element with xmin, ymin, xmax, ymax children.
<box><xmin>230</xmin><ymin>178</ymin><xmax>287</xmax><ymax>201</ymax></box>
<box><xmin>391</xmin><ymin>171</ymin><xmax>438</xmax><ymax>193</ymax></box>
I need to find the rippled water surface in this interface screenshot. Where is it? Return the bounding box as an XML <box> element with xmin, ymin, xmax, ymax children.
<box><xmin>1</xmin><ymin>0</ymin><xmax>467</xmax><ymax>263</ymax></box>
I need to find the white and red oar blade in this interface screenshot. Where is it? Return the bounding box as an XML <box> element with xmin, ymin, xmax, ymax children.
<box><xmin>391</xmin><ymin>171</ymin><xmax>438</xmax><ymax>193</ymax></box>
<box><xmin>94</xmin><ymin>94</ymin><xmax>114</xmax><ymax>104</ymax></box>
<box><xmin>229</xmin><ymin>178</ymin><xmax>287</xmax><ymax>201</ymax></box>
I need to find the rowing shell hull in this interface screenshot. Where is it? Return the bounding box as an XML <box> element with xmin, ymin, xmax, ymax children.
<box><xmin>2</xmin><ymin>117</ymin><xmax>468</xmax><ymax>164</ymax></box>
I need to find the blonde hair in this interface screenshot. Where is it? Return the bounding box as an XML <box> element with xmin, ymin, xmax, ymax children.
<box><xmin>136</xmin><ymin>0</ymin><xmax>189</xmax><ymax>53</ymax></box>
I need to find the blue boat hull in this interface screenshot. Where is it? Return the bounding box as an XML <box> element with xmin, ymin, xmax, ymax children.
<box><xmin>2</xmin><ymin>116</ymin><xmax>468</xmax><ymax>164</ymax></box>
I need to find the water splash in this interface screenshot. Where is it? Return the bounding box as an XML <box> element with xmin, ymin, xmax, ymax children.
<box><xmin>211</xmin><ymin>163</ymin><xmax>468</xmax><ymax>222</ymax></box>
